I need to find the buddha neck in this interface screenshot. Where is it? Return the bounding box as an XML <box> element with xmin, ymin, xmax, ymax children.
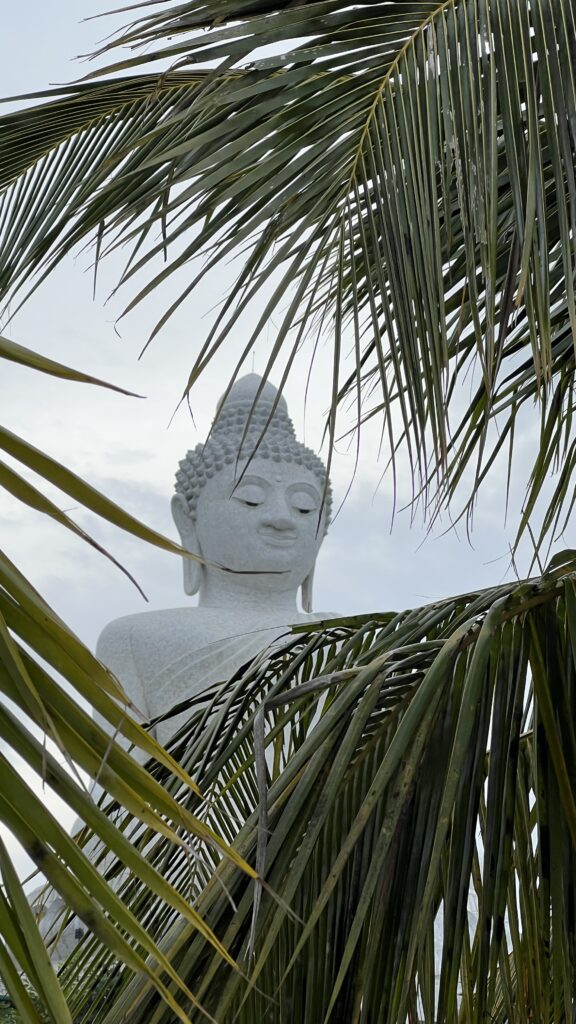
<box><xmin>197</xmin><ymin>569</ymin><xmax>300</xmax><ymax>617</ymax></box>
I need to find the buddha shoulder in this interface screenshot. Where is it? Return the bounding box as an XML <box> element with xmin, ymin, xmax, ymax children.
<box><xmin>96</xmin><ymin>606</ymin><xmax>335</xmax><ymax>672</ymax></box>
<box><xmin>96</xmin><ymin>607</ymin><xmax>244</xmax><ymax>663</ymax></box>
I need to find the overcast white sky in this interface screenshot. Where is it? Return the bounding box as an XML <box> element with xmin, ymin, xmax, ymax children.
<box><xmin>0</xmin><ymin>3</ymin><xmax>566</xmax><ymax>877</ymax></box>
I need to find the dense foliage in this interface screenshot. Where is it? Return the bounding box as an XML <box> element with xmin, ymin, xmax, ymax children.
<box><xmin>1</xmin><ymin>1</ymin><xmax>576</xmax><ymax>1021</ymax></box>
<box><xmin>63</xmin><ymin>570</ymin><xmax>576</xmax><ymax>1022</ymax></box>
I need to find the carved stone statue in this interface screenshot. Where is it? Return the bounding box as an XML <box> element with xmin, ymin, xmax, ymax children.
<box><xmin>96</xmin><ymin>374</ymin><xmax>332</xmax><ymax>745</ymax></box>
<box><xmin>32</xmin><ymin>375</ymin><xmax>332</xmax><ymax>959</ymax></box>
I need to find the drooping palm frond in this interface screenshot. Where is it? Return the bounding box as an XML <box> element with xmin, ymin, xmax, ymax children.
<box><xmin>0</xmin><ymin>71</ymin><xmax>212</xmax><ymax>306</ymax></box>
<box><xmin>65</xmin><ymin>563</ymin><xmax>576</xmax><ymax>1024</ymax></box>
<box><xmin>1</xmin><ymin>1</ymin><xmax>575</xmax><ymax>548</ymax></box>
<box><xmin>0</xmin><ymin>336</ymin><xmax>253</xmax><ymax>1023</ymax></box>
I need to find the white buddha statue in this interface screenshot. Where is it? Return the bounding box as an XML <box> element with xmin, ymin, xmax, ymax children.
<box><xmin>96</xmin><ymin>374</ymin><xmax>332</xmax><ymax>746</ymax></box>
<box><xmin>32</xmin><ymin>375</ymin><xmax>332</xmax><ymax>959</ymax></box>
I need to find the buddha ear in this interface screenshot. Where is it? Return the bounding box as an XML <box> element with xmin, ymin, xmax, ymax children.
<box><xmin>301</xmin><ymin>568</ymin><xmax>315</xmax><ymax>613</ymax></box>
<box><xmin>171</xmin><ymin>494</ymin><xmax>203</xmax><ymax>596</ymax></box>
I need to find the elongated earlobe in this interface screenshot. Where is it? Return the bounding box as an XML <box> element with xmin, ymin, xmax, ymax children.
<box><xmin>301</xmin><ymin>569</ymin><xmax>315</xmax><ymax>613</ymax></box>
<box><xmin>171</xmin><ymin>494</ymin><xmax>203</xmax><ymax>596</ymax></box>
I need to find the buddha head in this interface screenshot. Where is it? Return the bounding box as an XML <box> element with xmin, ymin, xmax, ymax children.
<box><xmin>171</xmin><ymin>374</ymin><xmax>332</xmax><ymax>612</ymax></box>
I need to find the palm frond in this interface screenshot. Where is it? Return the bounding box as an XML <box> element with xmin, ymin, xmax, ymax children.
<box><xmin>65</xmin><ymin>565</ymin><xmax>576</xmax><ymax>1023</ymax></box>
<box><xmin>1</xmin><ymin>1</ymin><xmax>575</xmax><ymax>547</ymax></box>
<box><xmin>0</xmin><ymin>335</ymin><xmax>252</xmax><ymax>1021</ymax></box>
<box><xmin>0</xmin><ymin>71</ymin><xmax>211</xmax><ymax>309</ymax></box>
<box><xmin>0</xmin><ymin>333</ymin><xmax>140</xmax><ymax>392</ymax></box>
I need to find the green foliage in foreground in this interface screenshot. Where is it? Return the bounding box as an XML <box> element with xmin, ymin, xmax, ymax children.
<box><xmin>1</xmin><ymin>0</ymin><xmax>576</xmax><ymax>1020</ymax></box>
<box><xmin>3</xmin><ymin>1</ymin><xmax>576</xmax><ymax>552</ymax></box>
<box><xmin>0</xmin><ymin>989</ymin><xmax>48</xmax><ymax>1023</ymax></box>
<box><xmin>61</xmin><ymin>563</ymin><xmax>576</xmax><ymax>1023</ymax></box>
<box><xmin>0</xmin><ymin>1005</ymin><xmax>22</xmax><ymax>1024</ymax></box>
<box><xmin>0</xmin><ymin>340</ymin><xmax>251</xmax><ymax>1024</ymax></box>
<box><xmin>0</xmin><ymin>1006</ymin><xmax>23</xmax><ymax>1024</ymax></box>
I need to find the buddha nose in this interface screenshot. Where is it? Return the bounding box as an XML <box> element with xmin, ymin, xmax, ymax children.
<box><xmin>261</xmin><ymin>498</ymin><xmax>295</xmax><ymax>531</ymax></box>
<box><xmin>263</xmin><ymin>512</ymin><xmax>295</xmax><ymax>531</ymax></box>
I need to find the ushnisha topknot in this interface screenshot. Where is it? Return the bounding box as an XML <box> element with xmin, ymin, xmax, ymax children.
<box><xmin>175</xmin><ymin>374</ymin><xmax>332</xmax><ymax>528</ymax></box>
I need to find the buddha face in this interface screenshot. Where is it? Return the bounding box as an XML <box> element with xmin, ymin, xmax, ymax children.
<box><xmin>194</xmin><ymin>458</ymin><xmax>326</xmax><ymax>587</ymax></box>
